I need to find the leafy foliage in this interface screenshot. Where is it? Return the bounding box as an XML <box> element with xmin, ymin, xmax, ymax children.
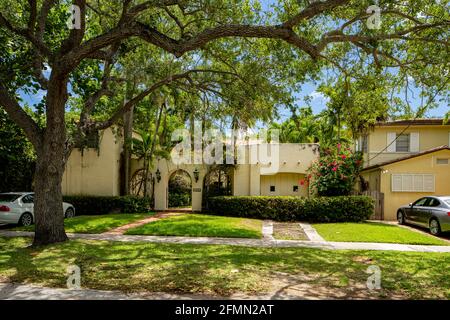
<box><xmin>62</xmin><ymin>195</ymin><xmax>151</xmax><ymax>216</ymax></box>
<box><xmin>0</xmin><ymin>109</ymin><xmax>35</xmax><ymax>192</ymax></box>
<box><xmin>307</xmin><ymin>145</ymin><xmax>363</xmax><ymax>196</ymax></box>
<box><xmin>208</xmin><ymin>195</ymin><xmax>374</xmax><ymax>222</ymax></box>
<box><xmin>168</xmin><ymin>171</ymin><xmax>192</xmax><ymax>207</ymax></box>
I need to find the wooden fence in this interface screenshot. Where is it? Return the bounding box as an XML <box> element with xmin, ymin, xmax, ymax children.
<box><xmin>361</xmin><ymin>191</ymin><xmax>384</xmax><ymax>220</ymax></box>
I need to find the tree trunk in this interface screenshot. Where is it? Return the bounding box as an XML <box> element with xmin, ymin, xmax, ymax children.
<box><xmin>123</xmin><ymin>105</ymin><xmax>134</xmax><ymax>195</ymax></box>
<box><xmin>32</xmin><ymin>72</ymin><xmax>69</xmax><ymax>246</ymax></box>
<box><xmin>122</xmin><ymin>82</ymin><xmax>136</xmax><ymax>196</ymax></box>
<box><xmin>33</xmin><ymin>150</ymin><xmax>68</xmax><ymax>246</ymax></box>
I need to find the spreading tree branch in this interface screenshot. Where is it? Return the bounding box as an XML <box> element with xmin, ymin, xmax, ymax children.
<box><xmin>0</xmin><ymin>83</ymin><xmax>43</xmax><ymax>149</ymax></box>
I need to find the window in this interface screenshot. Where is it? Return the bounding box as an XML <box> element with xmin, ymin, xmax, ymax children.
<box><xmin>392</xmin><ymin>174</ymin><xmax>435</xmax><ymax>192</ymax></box>
<box><xmin>361</xmin><ymin>135</ymin><xmax>368</xmax><ymax>153</ymax></box>
<box><xmin>396</xmin><ymin>134</ymin><xmax>410</xmax><ymax>152</ymax></box>
<box><xmin>413</xmin><ymin>198</ymin><xmax>429</xmax><ymax>206</ymax></box>
<box><xmin>428</xmin><ymin>198</ymin><xmax>441</xmax><ymax>207</ymax></box>
<box><xmin>436</xmin><ymin>158</ymin><xmax>449</xmax><ymax>165</ymax></box>
<box><xmin>356</xmin><ymin>135</ymin><xmax>368</xmax><ymax>152</ymax></box>
<box><xmin>0</xmin><ymin>194</ymin><xmax>21</xmax><ymax>202</ymax></box>
<box><xmin>293</xmin><ymin>186</ymin><xmax>299</xmax><ymax>192</ymax></box>
<box><xmin>22</xmin><ymin>195</ymin><xmax>34</xmax><ymax>204</ymax></box>
<box><xmin>270</xmin><ymin>186</ymin><xmax>275</xmax><ymax>192</ymax></box>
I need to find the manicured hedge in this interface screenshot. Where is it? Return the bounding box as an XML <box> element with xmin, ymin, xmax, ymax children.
<box><xmin>207</xmin><ymin>196</ymin><xmax>374</xmax><ymax>222</ymax></box>
<box><xmin>168</xmin><ymin>193</ymin><xmax>191</xmax><ymax>207</ymax></box>
<box><xmin>62</xmin><ymin>195</ymin><xmax>151</xmax><ymax>215</ymax></box>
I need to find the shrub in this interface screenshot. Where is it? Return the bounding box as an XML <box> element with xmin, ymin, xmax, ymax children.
<box><xmin>307</xmin><ymin>144</ymin><xmax>363</xmax><ymax>196</ymax></box>
<box><xmin>207</xmin><ymin>196</ymin><xmax>374</xmax><ymax>222</ymax></box>
<box><xmin>62</xmin><ymin>195</ymin><xmax>151</xmax><ymax>215</ymax></box>
<box><xmin>168</xmin><ymin>193</ymin><xmax>191</xmax><ymax>207</ymax></box>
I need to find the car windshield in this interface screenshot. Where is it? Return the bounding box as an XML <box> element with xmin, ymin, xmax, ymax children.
<box><xmin>0</xmin><ymin>194</ymin><xmax>21</xmax><ymax>202</ymax></box>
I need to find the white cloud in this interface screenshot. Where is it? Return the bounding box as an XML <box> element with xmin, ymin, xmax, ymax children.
<box><xmin>310</xmin><ymin>91</ymin><xmax>329</xmax><ymax>102</ymax></box>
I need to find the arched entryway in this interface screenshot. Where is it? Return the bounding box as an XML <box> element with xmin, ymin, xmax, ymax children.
<box><xmin>202</xmin><ymin>165</ymin><xmax>233</xmax><ymax>210</ymax></box>
<box><xmin>167</xmin><ymin>169</ymin><xmax>192</xmax><ymax>210</ymax></box>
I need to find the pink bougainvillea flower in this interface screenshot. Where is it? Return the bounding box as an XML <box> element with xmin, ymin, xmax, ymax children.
<box><xmin>341</xmin><ymin>155</ymin><xmax>347</xmax><ymax>159</ymax></box>
<box><xmin>332</xmin><ymin>167</ymin><xmax>337</xmax><ymax>172</ymax></box>
<box><xmin>300</xmin><ymin>180</ymin><xmax>305</xmax><ymax>186</ymax></box>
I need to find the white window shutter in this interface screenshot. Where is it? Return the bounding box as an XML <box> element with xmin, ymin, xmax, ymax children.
<box><xmin>413</xmin><ymin>175</ymin><xmax>423</xmax><ymax>191</ymax></box>
<box><xmin>392</xmin><ymin>174</ymin><xmax>402</xmax><ymax>191</ymax></box>
<box><xmin>410</xmin><ymin>132</ymin><xmax>420</xmax><ymax>152</ymax></box>
<box><xmin>403</xmin><ymin>174</ymin><xmax>413</xmax><ymax>191</ymax></box>
<box><xmin>423</xmin><ymin>175</ymin><xmax>435</xmax><ymax>192</ymax></box>
<box><xmin>387</xmin><ymin>132</ymin><xmax>396</xmax><ymax>152</ymax></box>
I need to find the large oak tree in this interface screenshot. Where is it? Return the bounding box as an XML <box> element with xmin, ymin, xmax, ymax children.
<box><xmin>0</xmin><ymin>0</ymin><xmax>448</xmax><ymax>245</ymax></box>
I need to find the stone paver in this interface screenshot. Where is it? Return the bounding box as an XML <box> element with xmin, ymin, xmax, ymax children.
<box><xmin>299</xmin><ymin>223</ymin><xmax>325</xmax><ymax>242</ymax></box>
<box><xmin>1</xmin><ymin>230</ymin><xmax>449</xmax><ymax>252</ymax></box>
<box><xmin>104</xmin><ymin>212</ymin><xmax>186</xmax><ymax>235</ymax></box>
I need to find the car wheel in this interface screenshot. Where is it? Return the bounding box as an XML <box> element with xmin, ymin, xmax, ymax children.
<box><xmin>397</xmin><ymin>211</ymin><xmax>405</xmax><ymax>225</ymax></box>
<box><xmin>65</xmin><ymin>208</ymin><xmax>75</xmax><ymax>219</ymax></box>
<box><xmin>429</xmin><ymin>219</ymin><xmax>441</xmax><ymax>236</ymax></box>
<box><xmin>19</xmin><ymin>213</ymin><xmax>33</xmax><ymax>226</ymax></box>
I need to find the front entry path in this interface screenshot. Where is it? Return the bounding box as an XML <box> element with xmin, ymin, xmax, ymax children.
<box><xmin>103</xmin><ymin>212</ymin><xmax>185</xmax><ymax>235</ymax></box>
<box><xmin>1</xmin><ymin>229</ymin><xmax>449</xmax><ymax>252</ymax></box>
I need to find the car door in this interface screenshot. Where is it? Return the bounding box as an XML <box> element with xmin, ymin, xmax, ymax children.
<box><xmin>409</xmin><ymin>197</ymin><xmax>429</xmax><ymax>225</ymax></box>
<box><xmin>419</xmin><ymin>198</ymin><xmax>440</xmax><ymax>225</ymax></box>
<box><xmin>21</xmin><ymin>194</ymin><xmax>34</xmax><ymax>215</ymax></box>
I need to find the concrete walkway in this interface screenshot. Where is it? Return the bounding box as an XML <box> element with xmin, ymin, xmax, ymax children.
<box><xmin>262</xmin><ymin>220</ymin><xmax>274</xmax><ymax>241</ymax></box>
<box><xmin>299</xmin><ymin>223</ymin><xmax>325</xmax><ymax>242</ymax></box>
<box><xmin>0</xmin><ymin>282</ymin><xmax>262</xmax><ymax>300</ymax></box>
<box><xmin>1</xmin><ymin>230</ymin><xmax>449</xmax><ymax>252</ymax></box>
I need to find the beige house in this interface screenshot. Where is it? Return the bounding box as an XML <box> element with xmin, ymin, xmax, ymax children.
<box><xmin>358</xmin><ymin>119</ymin><xmax>450</xmax><ymax>220</ymax></box>
<box><xmin>62</xmin><ymin>128</ymin><xmax>320</xmax><ymax>211</ymax></box>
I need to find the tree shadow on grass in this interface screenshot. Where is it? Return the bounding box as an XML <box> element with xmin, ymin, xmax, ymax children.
<box><xmin>1</xmin><ymin>238</ymin><xmax>448</xmax><ymax>299</ymax></box>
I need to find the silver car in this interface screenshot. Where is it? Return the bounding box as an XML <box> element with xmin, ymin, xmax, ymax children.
<box><xmin>0</xmin><ymin>192</ymin><xmax>75</xmax><ymax>226</ymax></box>
<box><xmin>397</xmin><ymin>196</ymin><xmax>450</xmax><ymax>236</ymax></box>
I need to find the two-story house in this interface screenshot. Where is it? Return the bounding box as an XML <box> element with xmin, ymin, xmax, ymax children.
<box><xmin>357</xmin><ymin>119</ymin><xmax>450</xmax><ymax>220</ymax></box>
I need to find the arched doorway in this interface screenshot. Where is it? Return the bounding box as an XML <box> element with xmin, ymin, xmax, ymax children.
<box><xmin>168</xmin><ymin>169</ymin><xmax>192</xmax><ymax>210</ymax></box>
<box><xmin>202</xmin><ymin>165</ymin><xmax>233</xmax><ymax>210</ymax></box>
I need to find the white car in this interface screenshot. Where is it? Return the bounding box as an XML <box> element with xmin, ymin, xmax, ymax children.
<box><xmin>0</xmin><ymin>192</ymin><xmax>75</xmax><ymax>226</ymax></box>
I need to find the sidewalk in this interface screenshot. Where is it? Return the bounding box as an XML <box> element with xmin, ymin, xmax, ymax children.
<box><xmin>0</xmin><ymin>282</ymin><xmax>253</xmax><ymax>300</ymax></box>
<box><xmin>1</xmin><ymin>230</ymin><xmax>449</xmax><ymax>252</ymax></box>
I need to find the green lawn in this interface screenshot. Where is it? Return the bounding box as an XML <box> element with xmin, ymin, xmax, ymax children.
<box><xmin>313</xmin><ymin>222</ymin><xmax>449</xmax><ymax>245</ymax></box>
<box><xmin>0</xmin><ymin>237</ymin><xmax>449</xmax><ymax>299</ymax></box>
<box><xmin>125</xmin><ymin>214</ymin><xmax>262</xmax><ymax>238</ymax></box>
<box><xmin>14</xmin><ymin>213</ymin><xmax>154</xmax><ymax>234</ymax></box>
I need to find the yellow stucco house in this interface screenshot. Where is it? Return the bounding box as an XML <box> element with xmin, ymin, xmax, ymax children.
<box><xmin>358</xmin><ymin>119</ymin><xmax>450</xmax><ymax>220</ymax></box>
<box><xmin>62</xmin><ymin>127</ymin><xmax>320</xmax><ymax>211</ymax></box>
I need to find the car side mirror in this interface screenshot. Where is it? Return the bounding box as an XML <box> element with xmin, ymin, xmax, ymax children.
<box><xmin>409</xmin><ymin>203</ymin><xmax>413</xmax><ymax>207</ymax></box>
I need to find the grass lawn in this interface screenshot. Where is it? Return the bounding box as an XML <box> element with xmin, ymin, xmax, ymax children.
<box><xmin>313</xmin><ymin>222</ymin><xmax>449</xmax><ymax>245</ymax></box>
<box><xmin>14</xmin><ymin>213</ymin><xmax>154</xmax><ymax>234</ymax></box>
<box><xmin>125</xmin><ymin>214</ymin><xmax>263</xmax><ymax>238</ymax></box>
<box><xmin>0</xmin><ymin>237</ymin><xmax>449</xmax><ymax>299</ymax></box>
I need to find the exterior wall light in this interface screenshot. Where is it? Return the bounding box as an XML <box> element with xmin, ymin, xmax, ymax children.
<box><xmin>193</xmin><ymin>168</ymin><xmax>199</xmax><ymax>182</ymax></box>
<box><xmin>156</xmin><ymin>169</ymin><xmax>161</xmax><ymax>183</ymax></box>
